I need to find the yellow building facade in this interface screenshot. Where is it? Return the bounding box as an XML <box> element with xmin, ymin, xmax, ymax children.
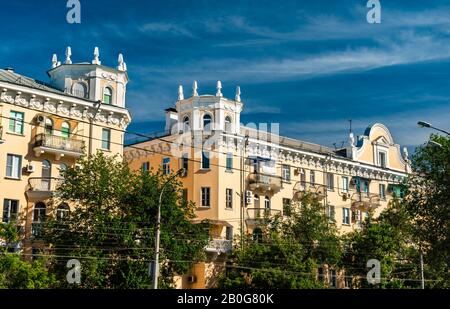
<box><xmin>124</xmin><ymin>81</ymin><xmax>411</xmax><ymax>288</ymax></box>
<box><xmin>0</xmin><ymin>47</ymin><xmax>131</xmax><ymax>257</ymax></box>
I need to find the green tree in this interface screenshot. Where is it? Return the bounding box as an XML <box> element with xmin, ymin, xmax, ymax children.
<box><xmin>404</xmin><ymin>134</ymin><xmax>450</xmax><ymax>288</ymax></box>
<box><xmin>0</xmin><ymin>223</ymin><xmax>56</xmax><ymax>288</ymax></box>
<box><xmin>220</xmin><ymin>194</ymin><xmax>341</xmax><ymax>288</ymax></box>
<box><xmin>43</xmin><ymin>152</ymin><xmax>209</xmax><ymax>288</ymax></box>
<box><xmin>343</xmin><ymin>200</ymin><xmax>419</xmax><ymax>288</ymax></box>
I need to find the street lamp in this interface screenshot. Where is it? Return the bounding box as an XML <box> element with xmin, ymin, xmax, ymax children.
<box><xmin>152</xmin><ymin>168</ymin><xmax>186</xmax><ymax>289</ymax></box>
<box><xmin>417</xmin><ymin>121</ymin><xmax>450</xmax><ymax>135</ymax></box>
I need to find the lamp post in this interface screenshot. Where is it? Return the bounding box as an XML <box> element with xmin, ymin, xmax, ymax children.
<box><xmin>152</xmin><ymin>168</ymin><xmax>185</xmax><ymax>289</ymax></box>
<box><xmin>417</xmin><ymin>121</ymin><xmax>450</xmax><ymax>136</ymax></box>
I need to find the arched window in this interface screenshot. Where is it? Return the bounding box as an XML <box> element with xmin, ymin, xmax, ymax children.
<box><xmin>264</xmin><ymin>196</ymin><xmax>271</xmax><ymax>209</ymax></box>
<box><xmin>103</xmin><ymin>87</ymin><xmax>113</xmax><ymax>104</ymax></box>
<box><xmin>72</xmin><ymin>82</ymin><xmax>87</xmax><ymax>98</ymax></box>
<box><xmin>203</xmin><ymin>114</ymin><xmax>212</xmax><ymax>131</ymax></box>
<box><xmin>45</xmin><ymin>118</ymin><xmax>53</xmax><ymax>135</ymax></box>
<box><xmin>59</xmin><ymin>163</ymin><xmax>67</xmax><ymax>177</ymax></box>
<box><xmin>61</xmin><ymin>122</ymin><xmax>70</xmax><ymax>138</ymax></box>
<box><xmin>225</xmin><ymin>116</ymin><xmax>232</xmax><ymax>132</ymax></box>
<box><xmin>56</xmin><ymin>203</ymin><xmax>70</xmax><ymax>221</ymax></box>
<box><xmin>33</xmin><ymin>202</ymin><xmax>46</xmax><ymax>223</ymax></box>
<box><xmin>42</xmin><ymin>160</ymin><xmax>52</xmax><ymax>191</ymax></box>
<box><xmin>182</xmin><ymin>116</ymin><xmax>190</xmax><ymax>132</ymax></box>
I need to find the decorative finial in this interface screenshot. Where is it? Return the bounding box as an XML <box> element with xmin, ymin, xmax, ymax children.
<box><xmin>178</xmin><ymin>85</ymin><xmax>184</xmax><ymax>100</ymax></box>
<box><xmin>117</xmin><ymin>53</ymin><xmax>127</xmax><ymax>71</ymax></box>
<box><xmin>65</xmin><ymin>46</ymin><xmax>72</xmax><ymax>64</ymax></box>
<box><xmin>216</xmin><ymin>81</ymin><xmax>223</xmax><ymax>97</ymax></box>
<box><xmin>235</xmin><ymin>86</ymin><xmax>241</xmax><ymax>102</ymax></box>
<box><xmin>193</xmin><ymin>81</ymin><xmax>198</xmax><ymax>96</ymax></box>
<box><xmin>92</xmin><ymin>47</ymin><xmax>101</xmax><ymax>65</ymax></box>
<box><xmin>349</xmin><ymin>132</ymin><xmax>355</xmax><ymax>147</ymax></box>
<box><xmin>403</xmin><ymin>147</ymin><xmax>409</xmax><ymax>160</ymax></box>
<box><xmin>52</xmin><ymin>54</ymin><xmax>58</xmax><ymax>68</ymax></box>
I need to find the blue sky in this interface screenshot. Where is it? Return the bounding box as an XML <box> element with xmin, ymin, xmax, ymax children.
<box><xmin>1</xmin><ymin>0</ymin><xmax>449</xmax><ymax>149</ymax></box>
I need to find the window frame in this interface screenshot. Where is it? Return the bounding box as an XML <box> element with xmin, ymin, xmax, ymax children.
<box><xmin>226</xmin><ymin>153</ymin><xmax>233</xmax><ymax>171</ymax></box>
<box><xmin>327</xmin><ymin>173</ymin><xmax>334</xmax><ymax>191</ymax></box>
<box><xmin>2</xmin><ymin>199</ymin><xmax>19</xmax><ymax>223</ymax></box>
<box><xmin>264</xmin><ymin>196</ymin><xmax>270</xmax><ymax>209</ymax></box>
<box><xmin>103</xmin><ymin>87</ymin><xmax>113</xmax><ymax>104</ymax></box>
<box><xmin>61</xmin><ymin>122</ymin><xmax>70</xmax><ymax>138</ymax></box>
<box><xmin>342</xmin><ymin>177</ymin><xmax>349</xmax><ymax>193</ymax></box>
<box><xmin>201</xmin><ymin>187</ymin><xmax>211</xmax><ymax>207</ymax></box>
<box><xmin>378</xmin><ymin>150</ymin><xmax>387</xmax><ymax>168</ymax></box>
<box><xmin>225</xmin><ymin>188</ymin><xmax>233</xmax><ymax>209</ymax></box>
<box><xmin>379</xmin><ymin>183</ymin><xmax>386</xmax><ymax>200</ymax></box>
<box><xmin>203</xmin><ymin>114</ymin><xmax>212</xmax><ymax>131</ymax></box>
<box><xmin>162</xmin><ymin>157</ymin><xmax>170</xmax><ymax>175</ymax></box>
<box><xmin>9</xmin><ymin>111</ymin><xmax>24</xmax><ymax>135</ymax></box>
<box><xmin>6</xmin><ymin>154</ymin><xmax>22</xmax><ymax>179</ymax></box>
<box><xmin>343</xmin><ymin>207</ymin><xmax>350</xmax><ymax>225</ymax></box>
<box><xmin>101</xmin><ymin>128</ymin><xmax>111</xmax><ymax>150</ymax></box>
<box><xmin>201</xmin><ymin>151</ymin><xmax>210</xmax><ymax>170</ymax></box>
<box><xmin>282</xmin><ymin>165</ymin><xmax>291</xmax><ymax>182</ymax></box>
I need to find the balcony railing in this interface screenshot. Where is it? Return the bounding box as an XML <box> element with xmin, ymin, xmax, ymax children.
<box><xmin>31</xmin><ymin>223</ymin><xmax>44</xmax><ymax>238</ymax></box>
<box><xmin>33</xmin><ymin>133</ymin><xmax>84</xmax><ymax>157</ymax></box>
<box><xmin>28</xmin><ymin>177</ymin><xmax>62</xmax><ymax>192</ymax></box>
<box><xmin>293</xmin><ymin>182</ymin><xmax>326</xmax><ymax>200</ymax></box>
<box><xmin>248</xmin><ymin>173</ymin><xmax>282</xmax><ymax>192</ymax></box>
<box><xmin>246</xmin><ymin>208</ymin><xmax>281</xmax><ymax>225</ymax></box>
<box><xmin>205</xmin><ymin>238</ymin><xmax>232</xmax><ymax>254</ymax></box>
<box><xmin>351</xmin><ymin>193</ymin><xmax>381</xmax><ymax>210</ymax></box>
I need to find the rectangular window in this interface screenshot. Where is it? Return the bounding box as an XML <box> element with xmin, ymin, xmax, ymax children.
<box><xmin>6</xmin><ymin>154</ymin><xmax>22</xmax><ymax>179</ymax></box>
<box><xmin>226</xmin><ymin>188</ymin><xmax>233</xmax><ymax>209</ymax></box>
<box><xmin>2</xmin><ymin>199</ymin><xmax>19</xmax><ymax>223</ymax></box>
<box><xmin>226</xmin><ymin>226</ymin><xmax>233</xmax><ymax>241</ymax></box>
<box><xmin>8</xmin><ymin>111</ymin><xmax>24</xmax><ymax>135</ymax></box>
<box><xmin>162</xmin><ymin>157</ymin><xmax>170</xmax><ymax>175</ymax></box>
<box><xmin>379</xmin><ymin>184</ymin><xmax>386</xmax><ymax>200</ymax></box>
<box><xmin>101</xmin><ymin>128</ymin><xmax>111</xmax><ymax>150</ymax></box>
<box><xmin>342</xmin><ymin>177</ymin><xmax>349</xmax><ymax>193</ymax></box>
<box><xmin>202</xmin><ymin>151</ymin><xmax>210</xmax><ymax>169</ymax></box>
<box><xmin>327</xmin><ymin>173</ymin><xmax>334</xmax><ymax>191</ymax></box>
<box><xmin>378</xmin><ymin>151</ymin><xmax>387</xmax><ymax>168</ymax></box>
<box><xmin>343</xmin><ymin>208</ymin><xmax>350</xmax><ymax>225</ymax></box>
<box><xmin>182</xmin><ymin>189</ymin><xmax>188</xmax><ymax>204</ymax></box>
<box><xmin>283</xmin><ymin>198</ymin><xmax>292</xmax><ymax>216</ymax></box>
<box><xmin>363</xmin><ymin>181</ymin><xmax>369</xmax><ymax>196</ymax></box>
<box><xmin>182</xmin><ymin>153</ymin><xmax>189</xmax><ymax>171</ymax></box>
<box><xmin>201</xmin><ymin>187</ymin><xmax>211</xmax><ymax>207</ymax></box>
<box><xmin>327</xmin><ymin>205</ymin><xmax>335</xmax><ymax>221</ymax></box>
<box><xmin>141</xmin><ymin>161</ymin><xmax>150</xmax><ymax>172</ymax></box>
<box><xmin>226</xmin><ymin>153</ymin><xmax>233</xmax><ymax>171</ymax></box>
<box><xmin>282</xmin><ymin>165</ymin><xmax>291</xmax><ymax>182</ymax></box>
<box><xmin>310</xmin><ymin>171</ymin><xmax>315</xmax><ymax>185</ymax></box>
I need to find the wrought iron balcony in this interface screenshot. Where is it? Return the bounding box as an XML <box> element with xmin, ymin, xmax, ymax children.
<box><xmin>351</xmin><ymin>192</ymin><xmax>381</xmax><ymax>211</ymax></box>
<box><xmin>205</xmin><ymin>238</ymin><xmax>232</xmax><ymax>254</ymax></box>
<box><xmin>33</xmin><ymin>133</ymin><xmax>84</xmax><ymax>159</ymax></box>
<box><xmin>26</xmin><ymin>177</ymin><xmax>62</xmax><ymax>198</ymax></box>
<box><xmin>248</xmin><ymin>173</ymin><xmax>282</xmax><ymax>192</ymax></box>
<box><xmin>293</xmin><ymin>182</ymin><xmax>326</xmax><ymax>200</ymax></box>
<box><xmin>246</xmin><ymin>207</ymin><xmax>281</xmax><ymax>226</ymax></box>
<box><xmin>31</xmin><ymin>223</ymin><xmax>44</xmax><ymax>239</ymax></box>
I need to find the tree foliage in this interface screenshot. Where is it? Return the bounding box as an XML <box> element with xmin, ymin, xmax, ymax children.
<box><xmin>43</xmin><ymin>152</ymin><xmax>209</xmax><ymax>288</ymax></box>
<box><xmin>219</xmin><ymin>194</ymin><xmax>341</xmax><ymax>289</ymax></box>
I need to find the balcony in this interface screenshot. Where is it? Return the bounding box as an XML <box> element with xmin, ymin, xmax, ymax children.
<box><xmin>248</xmin><ymin>173</ymin><xmax>282</xmax><ymax>193</ymax></box>
<box><xmin>33</xmin><ymin>133</ymin><xmax>85</xmax><ymax>160</ymax></box>
<box><xmin>26</xmin><ymin>177</ymin><xmax>62</xmax><ymax>199</ymax></box>
<box><xmin>293</xmin><ymin>182</ymin><xmax>326</xmax><ymax>200</ymax></box>
<box><xmin>351</xmin><ymin>193</ymin><xmax>381</xmax><ymax>211</ymax></box>
<box><xmin>31</xmin><ymin>223</ymin><xmax>44</xmax><ymax>239</ymax></box>
<box><xmin>246</xmin><ymin>207</ymin><xmax>281</xmax><ymax>226</ymax></box>
<box><xmin>205</xmin><ymin>238</ymin><xmax>232</xmax><ymax>254</ymax></box>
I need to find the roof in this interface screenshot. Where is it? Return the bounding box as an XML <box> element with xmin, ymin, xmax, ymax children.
<box><xmin>0</xmin><ymin>68</ymin><xmax>65</xmax><ymax>95</ymax></box>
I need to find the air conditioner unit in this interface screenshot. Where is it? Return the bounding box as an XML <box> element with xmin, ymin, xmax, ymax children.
<box><xmin>245</xmin><ymin>190</ymin><xmax>253</xmax><ymax>205</ymax></box>
<box><xmin>26</xmin><ymin>164</ymin><xmax>35</xmax><ymax>173</ymax></box>
<box><xmin>36</xmin><ymin>115</ymin><xmax>45</xmax><ymax>124</ymax></box>
<box><xmin>187</xmin><ymin>275</ymin><xmax>197</xmax><ymax>283</ymax></box>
